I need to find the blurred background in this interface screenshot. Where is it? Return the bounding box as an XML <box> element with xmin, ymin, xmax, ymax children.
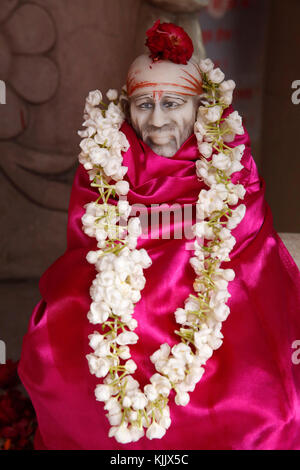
<box><xmin>0</xmin><ymin>0</ymin><xmax>300</xmax><ymax>363</ymax></box>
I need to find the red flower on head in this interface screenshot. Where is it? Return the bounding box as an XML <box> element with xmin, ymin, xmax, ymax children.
<box><xmin>145</xmin><ymin>20</ymin><xmax>194</xmax><ymax>65</ymax></box>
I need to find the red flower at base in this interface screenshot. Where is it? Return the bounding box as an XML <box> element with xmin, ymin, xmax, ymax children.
<box><xmin>0</xmin><ymin>360</ymin><xmax>37</xmax><ymax>450</ymax></box>
<box><xmin>145</xmin><ymin>20</ymin><xmax>194</xmax><ymax>65</ymax></box>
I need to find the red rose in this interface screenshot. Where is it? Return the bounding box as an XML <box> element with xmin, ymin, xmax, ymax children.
<box><xmin>0</xmin><ymin>358</ymin><xmax>37</xmax><ymax>450</ymax></box>
<box><xmin>145</xmin><ymin>20</ymin><xmax>194</xmax><ymax>65</ymax></box>
<box><xmin>0</xmin><ymin>389</ymin><xmax>37</xmax><ymax>450</ymax></box>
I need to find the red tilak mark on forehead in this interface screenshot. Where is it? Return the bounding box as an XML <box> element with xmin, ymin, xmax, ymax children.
<box><xmin>127</xmin><ymin>79</ymin><xmax>200</xmax><ymax>96</ymax></box>
<box><xmin>180</xmin><ymin>68</ymin><xmax>203</xmax><ymax>95</ymax></box>
<box><xmin>152</xmin><ymin>90</ymin><xmax>164</xmax><ymax>100</ymax></box>
<box><xmin>127</xmin><ymin>63</ymin><xmax>203</xmax><ymax>96</ymax></box>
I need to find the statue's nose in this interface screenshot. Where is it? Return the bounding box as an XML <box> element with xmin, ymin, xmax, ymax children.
<box><xmin>148</xmin><ymin>103</ymin><xmax>168</xmax><ymax>128</ymax></box>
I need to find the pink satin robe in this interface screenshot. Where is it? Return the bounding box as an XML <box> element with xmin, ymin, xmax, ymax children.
<box><xmin>18</xmin><ymin>106</ymin><xmax>300</xmax><ymax>450</ymax></box>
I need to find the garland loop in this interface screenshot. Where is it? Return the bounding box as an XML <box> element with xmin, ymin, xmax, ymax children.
<box><xmin>77</xmin><ymin>57</ymin><xmax>246</xmax><ymax>444</ymax></box>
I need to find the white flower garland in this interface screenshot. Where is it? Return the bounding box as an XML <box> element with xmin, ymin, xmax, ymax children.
<box><xmin>77</xmin><ymin>58</ymin><xmax>247</xmax><ymax>444</ymax></box>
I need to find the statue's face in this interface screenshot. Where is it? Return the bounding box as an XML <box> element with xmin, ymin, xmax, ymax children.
<box><xmin>129</xmin><ymin>91</ymin><xmax>199</xmax><ymax>157</ymax></box>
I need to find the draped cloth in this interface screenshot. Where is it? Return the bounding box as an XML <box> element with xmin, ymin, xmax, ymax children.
<box><xmin>18</xmin><ymin>106</ymin><xmax>300</xmax><ymax>450</ymax></box>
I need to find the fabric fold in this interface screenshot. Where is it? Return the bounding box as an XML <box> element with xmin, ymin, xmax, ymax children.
<box><xmin>18</xmin><ymin>112</ymin><xmax>300</xmax><ymax>450</ymax></box>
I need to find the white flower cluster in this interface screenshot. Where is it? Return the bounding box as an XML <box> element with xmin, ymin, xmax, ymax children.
<box><xmin>158</xmin><ymin>57</ymin><xmax>247</xmax><ymax>406</ymax></box>
<box><xmin>86</xmin><ymin>246</ymin><xmax>152</xmax><ymax>322</ymax></box>
<box><xmin>150</xmin><ymin>343</ymin><xmax>205</xmax><ymax>406</ymax></box>
<box><xmin>78</xmin><ymin>59</ymin><xmax>247</xmax><ymax>444</ymax></box>
<box><xmin>93</xmin><ymin>373</ymin><xmax>173</xmax><ymax>443</ymax></box>
<box><xmin>78</xmin><ymin>89</ymin><xmax>129</xmax><ymax>182</ymax></box>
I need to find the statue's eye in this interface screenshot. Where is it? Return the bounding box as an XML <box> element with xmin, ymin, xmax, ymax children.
<box><xmin>138</xmin><ymin>102</ymin><xmax>153</xmax><ymax>109</ymax></box>
<box><xmin>163</xmin><ymin>101</ymin><xmax>180</xmax><ymax>109</ymax></box>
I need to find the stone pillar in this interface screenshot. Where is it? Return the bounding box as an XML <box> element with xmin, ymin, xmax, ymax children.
<box><xmin>261</xmin><ymin>0</ymin><xmax>300</xmax><ymax>232</ymax></box>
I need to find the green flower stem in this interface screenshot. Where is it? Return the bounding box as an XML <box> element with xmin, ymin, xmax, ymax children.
<box><xmin>143</xmin><ymin>409</ymin><xmax>150</xmax><ymax>427</ymax></box>
<box><xmin>110</xmin><ymin>365</ymin><xmax>127</xmax><ymax>372</ymax></box>
<box><xmin>121</xmin><ymin>411</ymin><xmax>126</xmax><ymax>425</ymax></box>
<box><xmin>99</xmin><ymin>100</ymin><xmax>108</xmax><ymax>109</ymax></box>
<box><xmin>95</xmin><ymin>195</ymin><xmax>104</xmax><ymax>204</ymax></box>
<box><xmin>110</xmin><ymin>371</ymin><xmax>128</xmax><ymax>386</ymax></box>
<box><xmin>105</xmin><ymin>188</ymin><xmax>113</xmax><ymax>203</ymax></box>
<box><xmin>189</xmin><ymin>294</ymin><xmax>210</xmax><ymax>308</ymax></box>
<box><xmin>175</xmin><ymin>328</ymin><xmax>195</xmax><ymax>342</ymax></box>
<box><xmin>223</xmin><ymin>143</ymin><xmax>234</xmax><ymax>151</ymax></box>
<box><xmin>137</xmin><ymin>410</ymin><xmax>142</xmax><ymax>427</ymax></box>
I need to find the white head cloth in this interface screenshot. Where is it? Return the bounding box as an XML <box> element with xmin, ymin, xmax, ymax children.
<box><xmin>126</xmin><ymin>54</ymin><xmax>203</xmax><ymax>97</ymax></box>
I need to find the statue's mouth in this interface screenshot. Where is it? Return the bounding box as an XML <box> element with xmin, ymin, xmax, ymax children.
<box><xmin>148</xmin><ymin>133</ymin><xmax>171</xmax><ymax>145</ymax></box>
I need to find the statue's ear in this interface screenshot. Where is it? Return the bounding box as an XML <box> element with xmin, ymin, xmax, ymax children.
<box><xmin>119</xmin><ymin>94</ymin><xmax>131</xmax><ymax>123</ymax></box>
<box><xmin>194</xmin><ymin>95</ymin><xmax>202</xmax><ymax>108</ymax></box>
